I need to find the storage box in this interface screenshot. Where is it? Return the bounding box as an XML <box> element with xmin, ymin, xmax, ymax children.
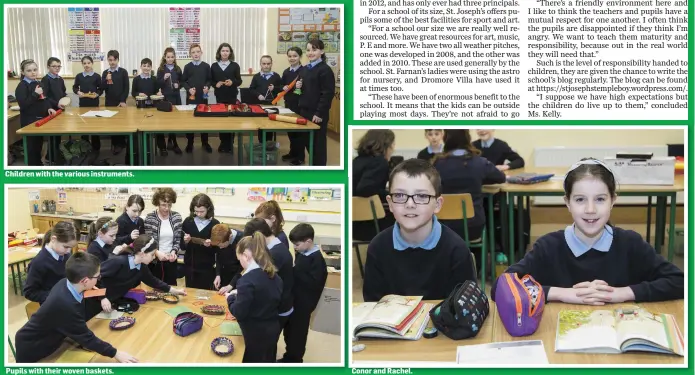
<box><xmin>243</xmin><ymin>142</ymin><xmax>278</xmax><ymax>165</ymax></box>
<box><xmin>604</xmin><ymin>157</ymin><xmax>675</xmax><ymax>185</ymax></box>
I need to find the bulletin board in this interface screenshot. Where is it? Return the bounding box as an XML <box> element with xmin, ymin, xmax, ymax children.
<box><xmin>277</xmin><ymin>8</ymin><xmax>340</xmax><ymax>56</ymax></box>
<box><xmin>169</xmin><ymin>7</ymin><xmax>201</xmax><ymax>59</ymax></box>
<box><xmin>67</xmin><ymin>7</ymin><xmax>104</xmax><ymax>62</ymax></box>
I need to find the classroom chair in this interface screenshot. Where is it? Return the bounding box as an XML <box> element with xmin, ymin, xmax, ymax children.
<box><xmin>352</xmin><ymin>195</ymin><xmax>386</xmax><ymax>279</ymax></box>
<box><xmin>25</xmin><ymin>301</ymin><xmax>40</xmax><ymax>320</ymax></box>
<box><xmin>438</xmin><ymin>193</ymin><xmax>489</xmax><ymax>290</ymax></box>
<box><xmin>8</xmin><ymin>336</ymin><xmax>15</xmax><ymax>359</ymax></box>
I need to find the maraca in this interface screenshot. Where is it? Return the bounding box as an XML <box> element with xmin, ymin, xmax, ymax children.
<box><xmin>293</xmin><ymin>79</ymin><xmax>302</xmax><ymax>95</ymax></box>
<box><xmin>189</xmin><ymin>87</ymin><xmax>196</xmax><ymax>100</ymax></box>
<box><xmin>203</xmin><ymin>86</ymin><xmax>209</xmax><ymax>100</ymax></box>
<box><xmin>35</xmin><ymin>81</ymin><xmax>45</xmax><ymax>100</ymax></box>
<box><xmin>106</xmin><ymin>71</ymin><xmax>113</xmax><ymax>84</ymax></box>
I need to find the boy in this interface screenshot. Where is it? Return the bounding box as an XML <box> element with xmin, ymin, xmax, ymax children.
<box><xmin>131</xmin><ymin>58</ymin><xmax>160</xmax><ymax>105</ymax></box>
<box><xmin>416</xmin><ymin>129</ymin><xmax>444</xmax><ymax>162</ymax></box>
<box><xmin>102</xmin><ymin>50</ymin><xmax>129</xmax><ymax>155</ymax></box>
<box><xmin>279</xmin><ymin>223</ymin><xmax>327</xmax><ymax>363</ymax></box>
<box><xmin>15</xmin><ymin>252</ymin><xmax>137</xmax><ymax>363</ymax></box>
<box><xmin>182</xmin><ymin>44</ymin><xmax>213</xmax><ymax>153</ymax></box>
<box><xmin>362</xmin><ymin>158</ymin><xmax>476</xmax><ymax>302</ymax></box>
<box><xmin>473</xmin><ymin>129</ymin><xmax>524</xmax><ymax>170</ymax></box>
<box><xmin>41</xmin><ymin>57</ymin><xmax>67</xmax><ymax>164</ymax></box>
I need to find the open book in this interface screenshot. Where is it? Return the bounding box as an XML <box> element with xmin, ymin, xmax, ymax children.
<box><xmin>556</xmin><ymin>307</ymin><xmax>684</xmax><ymax>356</ymax></box>
<box><xmin>352</xmin><ymin>295</ymin><xmax>431</xmax><ymax>340</ymax></box>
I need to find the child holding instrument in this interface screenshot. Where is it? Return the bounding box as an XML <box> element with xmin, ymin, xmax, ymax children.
<box><xmin>250</xmin><ymin>55</ymin><xmax>282</xmax><ymax>143</ymax></box>
<box><xmin>73</xmin><ymin>55</ymin><xmax>102</xmax><ymax>152</ymax></box>
<box><xmin>115</xmin><ymin>194</ymin><xmax>146</xmax><ymax>246</ymax></box>
<box><xmin>23</xmin><ymin>221</ymin><xmax>76</xmax><ymax>304</ymax></box>
<box><xmin>156</xmin><ymin>47</ymin><xmax>183</xmax><ymax>155</ymax></box>
<box><xmin>87</xmin><ymin>217</ymin><xmax>119</xmax><ymax>263</ymax></box>
<box><xmin>102</xmin><ymin>50</ymin><xmax>129</xmax><ymax>155</ymax></box>
<box><xmin>182</xmin><ymin>193</ymin><xmax>219</xmax><ymax>289</ymax></box>
<box><xmin>131</xmin><ymin>58</ymin><xmax>160</xmax><ymax>105</ymax></box>
<box><xmin>182</xmin><ymin>44</ymin><xmax>213</xmax><ymax>154</ymax></box>
<box><xmin>280</xmin><ymin>47</ymin><xmax>305</xmax><ymax>164</ymax></box>
<box><xmin>210</xmin><ymin>43</ymin><xmax>242</xmax><ymax>153</ymax></box>
<box><xmin>41</xmin><ymin>57</ymin><xmax>67</xmax><ymax>164</ymax></box>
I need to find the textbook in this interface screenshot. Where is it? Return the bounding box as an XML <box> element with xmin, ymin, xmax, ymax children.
<box><xmin>352</xmin><ymin>295</ymin><xmax>431</xmax><ymax>340</ymax></box>
<box><xmin>555</xmin><ymin>307</ymin><xmax>684</xmax><ymax>356</ymax></box>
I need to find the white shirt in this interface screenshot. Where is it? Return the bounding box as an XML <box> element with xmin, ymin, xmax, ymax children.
<box><xmin>218</xmin><ymin>61</ymin><xmax>230</xmax><ymax>71</ymax></box>
<box><xmin>159</xmin><ymin>219</ymin><xmax>174</xmax><ymax>253</ymax></box>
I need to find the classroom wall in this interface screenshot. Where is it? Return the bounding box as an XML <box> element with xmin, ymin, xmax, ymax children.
<box><xmin>351</xmin><ymin>129</ymin><xmax>685</xmax><ymax>165</ymax></box>
<box><xmin>11</xmin><ymin>187</ymin><xmax>342</xmax><ymax>238</ymax></box>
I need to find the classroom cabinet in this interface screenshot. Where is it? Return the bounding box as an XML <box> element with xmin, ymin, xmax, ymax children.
<box><xmin>327</xmin><ymin>86</ymin><xmax>341</xmax><ymax>139</ymax></box>
<box><xmin>31</xmin><ymin>217</ymin><xmax>54</xmax><ymax>234</ymax></box>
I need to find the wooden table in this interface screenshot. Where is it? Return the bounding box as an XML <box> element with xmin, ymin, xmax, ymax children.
<box><xmin>492</xmin><ymin>300</ymin><xmax>684</xmax><ymax>364</ymax></box>
<box><xmin>40</xmin><ymin>287</ymin><xmax>243</xmax><ymax>363</ymax></box>
<box><xmin>7</xmin><ymin>247</ymin><xmax>39</xmax><ymax>295</ymax></box>
<box><xmin>258</xmin><ymin>119</ymin><xmax>319</xmax><ymax>166</ymax></box>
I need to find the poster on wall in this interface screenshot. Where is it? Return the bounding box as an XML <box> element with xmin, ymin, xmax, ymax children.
<box><xmin>331</xmin><ymin>189</ymin><xmax>341</xmax><ymax>200</ymax></box>
<box><xmin>169</xmin><ymin>7</ymin><xmax>200</xmax><ymax>59</ymax></box>
<box><xmin>309</xmin><ymin>189</ymin><xmax>333</xmax><ymax>201</ymax></box>
<box><xmin>247</xmin><ymin>187</ymin><xmax>267</xmax><ymax>202</ymax></box>
<box><xmin>277</xmin><ymin>8</ymin><xmax>340</xmax><ymax>54</ymax></box>
<box><xmin>68</xmin><ymin>7</ymin><xmax>103</xmax><ymax>62</ymax></box>
<box><xmin>267</xmin><ymin>188</ymin><xmax>288</xmax><ymax>202</ymax></box>
<box><xmin>286</xmin><ymin>188</ymin><xmax>309</xmax><ymax>203</ymax></box>
<box><xmin>56</xmin><ymin>188</ymin><xmax>68</xmax><ymax>204</ymax></box>
<box><xmin>28</xmin><ymin>190</ymin><xmax>40</xmax><ymax>201</ymax></box>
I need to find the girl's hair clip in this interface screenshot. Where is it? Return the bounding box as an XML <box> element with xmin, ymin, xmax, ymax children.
<box><xmin>564</xmin><ymin>158</ymin><xmax>614</xmax><ymax>183</ymax></box>
<box><xmin>141</xmin><ymin>237</ymin><xmax>155</xmax><ymax>252</ymax></box>
<box><xmin>129</xmin><ymin>243</ymin><xmax>135</xmax><ymax>248</ymax></box>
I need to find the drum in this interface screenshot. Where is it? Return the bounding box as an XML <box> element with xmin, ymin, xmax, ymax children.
<box><xmin>58</xmin><ymin>97</ymin><xmax>71</xmax><ymax>108</ymax></box>
<box><xmin>150</xmin><ymin>94</ymin><xmax>164</xmax><ymax>107</ymax></box>
<box><xmin>136</xmin><ymin>95</ymin><xmax>148</xmax><ymax>109</ymax></box>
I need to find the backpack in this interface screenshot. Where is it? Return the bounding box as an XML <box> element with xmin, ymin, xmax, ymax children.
<box><xmin>429</xmin><ymin>280</ymin><xmax>490</xmax><ymax>340</ymax></box>
<box><xmin>494</xmin><ymin>273</ymin><xmax>545</xmax><ymax>337</ymax></box>
<box><xmin>59</xmin><ymin>139</ymin><xmax>97</xmax><ymax>166</ymax></box>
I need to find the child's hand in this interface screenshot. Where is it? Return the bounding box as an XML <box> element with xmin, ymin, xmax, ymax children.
<box><xmin>204</xmin><ymin>239</ymin><xmax>211</xmax><ymax>247</ymax></box>
<box><xmin>257</xmin><ymin>95</ymin><xmax>264</xmax><ymax>101</ymax></box>
<box><xmin>225</xmin><ymin>79</ymin><xmax>232</xmax><ymax>87</ymax></box>
<box><xmin>184</xmin><ymin>233</ymin><xmax>191</xmax><ymax>244</ymax></box>
<box><xmin>203</xmin><ymin>86</ymin><xmax>209</xmax><ymax>94</ymax></box>
<box><xmin>170</xmin><ymin>288</ymin><xmax>187</xmax><ymax>296</ymax></box>
<box><xmin>118</xmin><ymin>102</ymin><xmax>126</xmax><ymax>107</ymax></box>
<box><xmin>155</xmin><ymin>250</ymin><xmax>168</xmax><ymax>261</ymax></box>
<box><xmin>174</xmin><ymin>83</ymin><xmax>179</xmax><ymax>89</ymax></box>
<box><xmin>58</xmin><ymin>104</ymin><xmax>65</xmax><ymax>109</ymax></box>
<box><xmin>295</xmin><ymin>80</ymin><xmax>302</xmax><ymax>89</ymax></box>
<box><xmin>283</xmin><ymin>85</ymin><xmax>289</xmax><ymax>91</ymax></box>
<box><xmin>114</xmin><ymin>351</ymin><xmax>138</xmax><ymax>363</ymax></box>
<box><xmin>158</xmin><ymin>89</ymin><xmax>163</xmax><ymax>95</ymax></box>
<box><xmin>218</xmin><ymin>285</ymin><xmax>232</xmax><ymax>295</ymax></box>
<box><xmin>189</xmin><ymin>88</ymin><xmax>196</xmax><ymax>95</ymax></box>
<box><xmin>168</xmin><ymin>252</ymin><xmax>178</xmax><ymax>262</ymax></box>
<box><xmin>48</xmin><ymin>109</ymin><xmax>57</xmax><ymax>116</ymax></box>
<box><xmin>216</xmin><ymin>81</ymin><xmax>224</xmax><ymax>88</ymax></box>
<box><xmin>131</xmin><ymin>229</ymin><xmax>139</xmax><ymax>240</ymax></box>
<box><xmin>112</xmin><ymin>245</ymin><xmax>125</xmax><ymax>255</ymax></box>
<box><xmin>77</xmin><ymin>91</ymin><xmax>84</xmax><ymax>97</ymax></box>
<box><xmin>213</xmin><ymin>276</ymin><xmax>221</xmax><ymax>290</ymax></box>
<box><xmin>35</xmin><ymin>86</ymin><xmax>44</xmax><ymax>96</ymax></box>
<box><xmin>496</xmin><ymin>165</ymin><xmax>510</xmax><ymax>171</ymax></box>
<box><xmin>268</xmin><ymin>84</ymin><xmax>274</xmax><ymax>91</ymax></box>
<box><xmin>312</xmin><ymin>115</ymin><xmax>322</xmax><ymax>124</ymax></box>
<box><xmin>164</xmin><ymin>73</ymin><xmax>171</xmax><ymax>80</ymax></box>
<box><xmin>101</xmin><ymin>298</ymin><xmax>112</xmax><ymax>312</ymax></box>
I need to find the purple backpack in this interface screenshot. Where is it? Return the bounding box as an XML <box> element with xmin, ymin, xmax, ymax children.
<box><xmin>494</xmin><ymin>273</ymin><xmax>545</xmax><ymax>336</ymax></box>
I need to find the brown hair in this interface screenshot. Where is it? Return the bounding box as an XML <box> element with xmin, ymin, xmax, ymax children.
<box><xmin>88</xmin><ymin>217</ymin><xmax>118</xmax><ymax>243</ymax></box>
<box><xmin>254</xmin><ymin>200</ymin><xmax>284</xmax><ymax>235</ymax></box>
<box><xmin>236</xmin><ymin>232</ymin><xmax>276</xmax><ymax>278</ymax></box>
<box><xmin>389</xmin><ymin>158</ymin><xmax>442</xmax><ymax>196</ymax></box>
<box><xmin>20</xmin><ymin>59</ymin><xmax>38</xmax><ymax>80</ymax></box>
<box><xmin>564</xmin><ymin>158</ymin><xmax>617</xmax><ymax>199</ymax></box>
<box><xmin>152</xmin><ymin>188</ymin><xmax>177</xmax><ymax>206</ymax></box>
<box><xmin>125</xmin><ymin>194</ymin><xmax>145</xmax><ymax>212</ymax></box>
<box><xmin>158</xmin><ymin>47</ymin><xmax>178</xmax><ymax>73</ymax></box>
<box><xmin>189</xmin><ymin>44</ymin><xmax>202</xmax><ymax>54</ymax></box>
<box><xmin>356</xmin><ymin>129</ymin><xmax>395</xmax><ymax>157</ymax></box>
<box><xmin>307</xmin><ymin>39</ymin><xmax>327</xmax><ymax>62</ymax></box>
<box><xmin>43</xmin><ymin>221</ymin><xmax>78</xmax><ymax>248</ymax></box>
<box><xmin>65</xmin><ymin>251</ymin><xmax>100</xmax><ymax>283</ymax></box>
<box><xmin>260</xmin><ymin>55</ymin><xmax>273</xmax><ymax>63</ymax></box>
<box><xmin>118</xmin><ymin>234</ymin><xmax>158</xmax><ymax>255</ymax></box>
<box><xmin>189</xmin><ymin>193</ymin><xmax>215</xmax><ymax>219</ymax></box>
<box><xmin>432</xmin><ymin>129</ymin><xmax>480</xmax><ymax>165</ymax></box>
<box><xmin>215</xmin><ymin>43</ymin><xmax>235</xmax><ymax>62</ymax></box>
<box><xmin>243</xmin><ymin>218</ymin><xmax>273</xmax><ymax>237</ymax></box>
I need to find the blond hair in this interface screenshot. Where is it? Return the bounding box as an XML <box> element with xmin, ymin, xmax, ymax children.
<box><xmin>236</xmin><ymin>232</ymin><xmax>276</xmax><ymax>278</ymax></box>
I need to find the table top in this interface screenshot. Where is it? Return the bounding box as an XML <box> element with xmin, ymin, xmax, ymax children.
<box><xmin>16</xmin><ymin>108</ymin><xmax>141</xmax><ymax>135</ymax></box>
<box><xmin>8</xmin><ymin>111</ymin><xmax>20</xmax><ymax>120</ymax></box>
<box><xmin>8</xmin><ymin>247</ymin><xmax>39</xmax><ymax>265</ymax></box>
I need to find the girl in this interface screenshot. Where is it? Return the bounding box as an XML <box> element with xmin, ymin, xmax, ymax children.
<box><xmin>156</xmin><ymin>47</ymin><xmax>183</xmax><ymax>155</ymax></box>
<box><xmin>249</xmin><ymin>55</ymin><xmax>282</xmax><ymax>143</ymax></box>
<box><xmin>182</xmin><ymin>193</ymin><xmax>219</xmax><ymax>289</ymax></box>
<box><xmin>182</xmin><ymin>44</ymin><xmax>213</xmax><ymax>154</ymax></box>
<box><xmin>23</xmin><ymin>221</ymin><xmax>76</xmax><ymax>304</ymax></box>
<box><xmin>491</xmin><ymin>158</ymin><xmax>684</xmax><ymax>304</ymax></box>
<box><xmin>97</xmin><ymin>234</ymin><xmax>186</xmax><ymax>315</ymax></box>
<box><xmin>280</xmin><ymin>47</ymin><xmax>304</xmax><ymax>164</ymax></box>
<box><xmin>115</xmin><ymin>194</ymin><xmax>146</xmax><ymax>246</ymax></box>
<box><xmin>254</xmin><ymin>200</ymin><xmax>289</xmax><ymax>249</ymax></box>
<box><xmin>294</xmin><ymin>40</ymin><xmax>336</xmax><ymax>166</ymax></box>
<box><xmin>433</xmin><ymin>129</ymin><xmax>506</xmax><ymax>273</ymax></box>
<box><xmin>211</xmin><ymin>43</ymin><xmax>242</xmax><ymax>153</ymax></box>
<box><xmin>86</xmin><ymin>217</ymin><xmax>118</xmax><ymax>263</ymax></box>
<box><xmin>15</xmin><ymin>59</ymin><xmax>60</xmax><ymax>166</ymax></box>
<box><xmin>352</xmin><ymin>129</ymin><xmax>396</xmax><ymax>241</ymax></box>
<box><xmin>226</xmin><ymin>232</ymin><xmax>282</xmax><ymax>363</ymax></box>
<box><xmin>72</xmin><ymin>55</ymin><xmax>102</xmax><ymax>152</ymax></box>
<box><xmin>144</xmin><ymin>188</ymin><xmax>183</xmax><ymax>285</ymax></box>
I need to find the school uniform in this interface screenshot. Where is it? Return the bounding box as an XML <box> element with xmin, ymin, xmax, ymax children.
<box><xmin>102</xmin><ymin>67</ymin><xmax>129</xmax><ymax>149</ymax></box>
<box><xmin>417</xmin><ymin>144</ymin><xmax>443</xmax><ymax>162</ymax></box>
<box><xmin>228</xmin><ymin>263</ymin><xmax>283</xmax><ymax>363</ymax></box>
<box><xmin>144</xmin><ymin>210</ymin><xmax>183</xmax><ymax>285</ymax></box>
<box><xmin>473</xmin><ymin>138</ymin><xmax>525</xmax><ymax>169</ymax></box>
<box><xmin>280</xmin><ymin>245</ymin><xmax>327</xmax><ymax>363</ymax></box>
<box><xmin>210</xmin><ymin>60</ymin><xmax>242</xmax><ymax>151</ymax></box>
<box><xmin>281</xmin><ymin>65</ymin><xmax>303</xmax><ymax>161</ymax></box>
<box><xmin>267</xmin><ymin>237</ymin><xmax>294</xmax><ymax>319</ymax></box>
<box><xmin>86</xmin><ymin>238</ymin><xmax>115</xmax><ymax>263</ymax></box>
<box><xmin>181</xmin><ymin>216</ymin><xmax>219</xmax><ymax>290</ymax></box>
<box><xmin>15</xmin><ymin>77</ymin><xmax>60</xmax><ymax>165</ymax></box>
<box><xmin>182</xmin><ymin>61</ymin><xmax>213</xmax><ymax>148</ymax></box>
<box><xmin>277</xmin><ymin>231</ymin><xmax>290</xmax><ymax>250</ymax></box>
<box><xmin>157</xmin><ymin>65</ymin><xmax>183</xmax><ymax>150</ymax></box>
<box><xmin>15</xmin><ymin>279</ymin><xmax>117</xmax><ymax>363</ymax></box>
<box><xmin>131</xmin><ymin>74</ymin><xmax>160</xmax><ymax>103</ymax></box>
<box><xmin>363</xmin><ymin>218</ymin><xmax>476</xmax><ymax>302</ymax></box>
<box><xmin>73</xmin><ymin>72</ymin><xmax>102</xmax><ymax>151</ymax></box>
<box><xmin>41</xmin><ymin>73</ymin><xmax>67</xmax><ymax>163</ymax></box>
<box><xmin>22</xmin><ymin>246</ymin><xmax>70</xmax><ymax>304</ymax></box>
<box><xmin>490</xmin><ymin>226</ymin><xmax>685</xmax><ymax>303</ymax></box>
<box><xmin>217</xmin><ymin>230</ymin><xmax>242</xmax><ymax>286</ymax></box>
<box><xmin>250</xmin><ymin>71</ymin><xmax>283</xmax><ymax>142</ymax></box>
<box><xmin>352</xmin><ymin>154</ymin><xmax>393</xmax><ymax>241</ymax></box>
<box><xmin>296</xmin><ymin>59</ymin><xmax>335</xmax><ymax>166</ymax></box>
<box><xmin>99</xmin><ymin>254</ymin><xmax>172</xmax><ymax>302</ymax></box>
<box><xmin>114</xmin><ymin>212</ymin><xmax>146</xmax><ymax>246</ymax></box>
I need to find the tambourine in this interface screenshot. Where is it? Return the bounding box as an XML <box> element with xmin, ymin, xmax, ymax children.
<box><xmin>201</xmin><ymin>304</ymin><xmax>225</xmax><ymax>315</ymax></box>
<box><xmin>211</xmin><ymin>337</ymin><xmax>234</xmax><ymax>356</ymax></box>
<box><xmin>83</xmin><ymin>92</ymin><xmax>98</xmax><ymax>99</ymax></box>
<box><xmin>145</xmin><ymin>291</ymin><xmax>162</xmax><ymax>301</ymax></box>
<box><xmin>162</xmin><ymin>293</ymin><xmax>180</xmax><ymax>304</ymax></box>
<box><xmin>109</xmin><ymin>316</ymin><xmax>136</xmax><ymax>330</ymax></box>
<box><xmin>58</xmin><ymin>97</ymin><xmax>71</xmax><ymax>107</ymax></box>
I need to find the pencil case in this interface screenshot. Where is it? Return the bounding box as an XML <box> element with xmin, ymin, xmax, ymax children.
<box><xmin>495</xmin><ymin>273</ymin><xmax>544</xmax><ymax>336</ymax></box>
<box><xmin>228</xmin><ymin>104</ymin><xmax>279</xmax><ymax>117</ymax></box>
<box><xmin>506</xmin><ymin>173</ymin><xmax>554</xmax><ymax>184</ymax></box>
<box><xmin>173</xmin><ymin>312</ymin><xmax>204</xmax><ymax>337</ymax></box>
<box><xmin>194</xmin><ymin>104</ymin><xmax>230</xmax><ymax>117</ymax></box>
<box><xmin>124</xmin><ymin>288</ymin><xmax>147</xmax><ymax>304</ymax></box>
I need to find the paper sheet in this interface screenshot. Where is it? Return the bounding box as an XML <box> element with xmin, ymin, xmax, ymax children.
<box><xmin>175</xmin><ymin>105</ymin><xmax>197</xmax><ymax>111</ymax></box>
<box><xmin>220</xmin><ymin>322</ymin><xmax>242</xmax><ymax>336</ymax></box>
<box><xmin>456</xmin><ymin>340</ymin><xmax>549</xmax><ymax>365</ymax></box>
<box><xmin>165</xmin><ymin>305</ymin><xmax>193</xmax><ymax>317</ymax></box>
<box><xmin>94</xmin><ymin>310</ymin><xmax>124</xmax><ymax>320</ymax></box>
<box><xmin>27</xmin><ymin>247</ymin><xmax>41</xmax><ymax>254</ymax></box>
<box><xmin>81</xmin><ymin>110</ymin><xmax>118</xmax><ymax>118</ymax></box>
<box><xmin>56</xmin><ymin>348</ymin><xmax>95</xmax><ymax>363</ymax></box>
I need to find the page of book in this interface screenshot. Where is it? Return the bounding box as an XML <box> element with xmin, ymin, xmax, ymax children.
<box><xmin>615</xmin><ymin>308</ymin><xmax>673</xmax><ymax>353</ymax></box>
<box><xmin>556</xmin><ymin>310</ymin><xmax>621</xmax><ymax>353</ymax></box>
<box><xmin>359</xmin><ymin>295</ymin><xmax>422</xmax><ymax>327</ymax></box>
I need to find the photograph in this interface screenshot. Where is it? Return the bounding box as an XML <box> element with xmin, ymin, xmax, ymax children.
<box><xmin>5</xmin><ymin>5</ymin><xmax>343</xmax><ymax>168</ymax></box>
<box><xmin>349</xmin><ymin>126</ymin><xmax>686</xmax><ymax>366</ymax></box>
<box><xmin>5</xmin><ymin>185</ymin><xmax>343</xmax><ymax>364</ymax></box>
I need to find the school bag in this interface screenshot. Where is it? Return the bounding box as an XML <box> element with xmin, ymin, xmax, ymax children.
<box><xmin>494</xmin><ymin>273</ymin><xmax>545</xmax><ymax>337</ymax></box>
<box><xmin>59</xmin><ymin>139</ymin><xmax>97</xmax><ymax>166</ymax></box>
<box><xmin>429</xmin><ymin>280</ymin><xmax>490</xmax><ymax>340</ymax></box>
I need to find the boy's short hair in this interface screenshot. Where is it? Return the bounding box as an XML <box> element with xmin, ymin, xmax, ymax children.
<box><xmin>65</xmin><ymin>252</ymin><xmax>100</xmax><ymax>283</ymax></box>
<box><xmin>389</xmin><ymin>158</ymin><xmax>442</xmax><ymax>196</ymax></box>
<box><xmin>47</xmin><ymin>57</ymin><xmax>61</xmax><ymax>66</ymax></box>
<box><xmin>424</xmin><ymin>129</ymin><xmax>443</xmax><ymax>133</ymax></box>
<box><xmin>289</xmin><ymin>223</ymin><xmax>315</xmax><ymax>242</ymax></box>
<box><xmin>107</xmin><ymin>50</ymin><xmax>120</xmax><ymax>60</ymax></box>
<box><xmin>140</xmin><ymin>58</ymin><xmax>152</xmax><ymax>67</ymax></box>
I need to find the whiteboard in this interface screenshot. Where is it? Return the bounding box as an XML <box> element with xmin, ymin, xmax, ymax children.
<box><xmin>533</xmin><ymin>146</ymin><xmax>668</xmax><ymax>168</ymax></box>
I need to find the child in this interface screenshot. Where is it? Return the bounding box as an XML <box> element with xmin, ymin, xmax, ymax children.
<box><xmin>23</xmin><ymin>221</ymin><xmax>76</xmax><ymax>304</ymax></box>
<box><xmin>255</xmin><ymin>200</ymin><xmax>289</xmax><ymax>248</ymax></box>
<box><xmin>352</xmin><ymin>129</ymin><xmax>396</xmax><ymax>241</ymax></box>
<box><xmin>73</xmin><ymin>55</ymin><xmax>102</xmax><ymax>152</ymax></box>
<box><xmin>182</xmin><ymin>193</ymin><xmax>219</xmax><ymax>289</ymax></box>
<box><xmin>15</xmin><ymin>252</ymin><xmax>137</xmax><ymax>363</ymax></box>
<box><xmin>87</xmin><ymin>217</ymin><xmax>118</xmax><ymax>263</ymax></box>
<box><xmin>115</xmin><ymin>194</ymin><xmax>146</xmax><ymax>246</ymax></box>
<box><xmin>102</xmin><ymin>50</ymin><xmax>129</xmax><ymax>155</ymax></box>
<box><xmin>41</xmin><ymin>57</ymin><xmax>68</xmax><ymax>164</ymax></box>
<box><xmin>491</xmin><ymin>158</ymin><xmax>684</xmax><ymax>304</ymax></box>
<box><xmin>249</xmin><ymin>55</ymin><xmax>282</xmax><ymax>104</ymax></box>
<box><xmin>473</xmin><ymin>129</ymin><xmax>525</xmax><ymax>170</ymax></box>
<box><xmin>226</xmin><ymin>232</ymin><xmax>283</xmax><ymax>363</ymax></box>
<box><xmin>417</xmin><ymin>129</ymin><xmax>444</xmax><ymax>162</ymax></box>
<box><xmin>156</xmin><ymin>47</ymin><xmax>183</xmax><ymax>155</ymax></box>
<box><xmin>15</xmin><ymin>59</ymin><xmax>60</xmax><ymax>166</ymax></box>
<box><xmin>131</xmin><ymin>58</ymin><xmax>160</xmax><ymax>106</ymax></box>
<box><xmin>243</xmin><ymin>219</ymin><xmax>294</xmax><ymax>330</ymax></box>
<box><xmin>363</xmin><ymin>158</ymin><xmax>476</xmax><ymax>302</ymax></box>
<box><xmin>279</xmin><ymin>223</ymin><xmax>327</xmax><ymax>363</ymax></box>
<box><xmin>293</xmin><ymin>40</ymin><xmax>336</xmax><ymax>166</ymax></box>
<box><xmin>210</xmin><ymin>43</ymin><xmax>242</xmax><ymax>153</ymax></box>
<box><xmin>182</xmin><ymin>44</ymin><xmax>213</xmax><ymax>153</ymax></box>
<box><xmin>280</xmin><ymin>47</ymin><xmax>304</xmax><ymax>164</ymax></box>
<box><xmin>432</xmin><ymin>129</ymin><xmax>506</xmax><ymax>272</ymax></box>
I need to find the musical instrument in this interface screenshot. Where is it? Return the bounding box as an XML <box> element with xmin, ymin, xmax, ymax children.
<box><xmin>271</xmin><ymin>77</ymin><xmax>298</xmax><ymax>105</ymax></box>
<box><xmin>268</xmin><ymin>114</ymin><xmax>308</xmax><ymax>125</ymax></box>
